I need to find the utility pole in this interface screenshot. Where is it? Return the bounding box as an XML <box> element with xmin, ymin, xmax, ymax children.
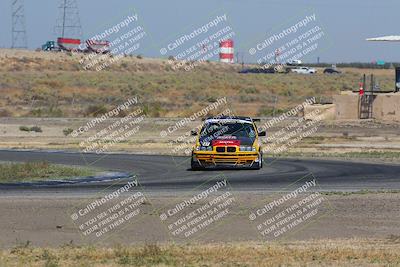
<box><xmin>54</xmin><ymin>0</ymin><xmax>82</xmax><ymax>38</ymax></box>
<box><xmin>11</xmin><ymin>0</ymin><xmax>28</xmax><ymax>49</ymax></box>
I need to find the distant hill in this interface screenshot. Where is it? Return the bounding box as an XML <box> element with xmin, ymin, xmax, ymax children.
<box><xmin>0</xmin><ymin>49</ymin><xmax>394</xmax><ymax>118</ymax></box>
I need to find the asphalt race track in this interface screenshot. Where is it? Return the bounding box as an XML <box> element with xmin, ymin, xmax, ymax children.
<box><xmin>0</xmin><ymin>150</ymin><xmax>399</xmax><ymax>194</ymax></box>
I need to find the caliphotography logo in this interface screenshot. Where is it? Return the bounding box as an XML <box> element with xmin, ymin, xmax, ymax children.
<box><xmin>157</xmin><ymin>174</ymin><xmax>236</xmax><ymax>241</ymax></box>
<box><xmin>68</xmin><ymin>178</ymin><xmax>150</xmax><ymax>243</ymax></box>
<box><xmin>248</xmin><ymin>173</ymin><xmax>333</xmax><ymax>241</ymax></box>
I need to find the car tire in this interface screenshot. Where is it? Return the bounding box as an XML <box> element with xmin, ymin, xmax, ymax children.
<box><xmin>190</xmin><ymin>154</ymin><xmax>202</xmax><ymax>171</ymax></box>
<box><xmin>251</xmin><ymin>152</ymin><xmax>263</xmax><ymax>170</ymax></box>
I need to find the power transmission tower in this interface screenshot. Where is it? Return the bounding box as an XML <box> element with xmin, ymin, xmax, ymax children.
<box><xmin>54</xmin><ymin>0</ymin><xmax>82</xmax><ymax>38</ymax></box>
<box><xmin>11</xmin><ymin>0</ymin><xmax>28</xmax><ymax>49</ymax></box>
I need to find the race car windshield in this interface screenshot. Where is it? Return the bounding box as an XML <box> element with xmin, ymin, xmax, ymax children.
<box><xmin>200</xmin><ymin>122</ymin><xmax>256</xmax><ymax>141</ymax></box>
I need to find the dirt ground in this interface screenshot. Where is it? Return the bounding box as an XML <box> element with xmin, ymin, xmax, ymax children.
<box><xmin>0</xmin><ymin>192</ymin><xmax>399</xmax><ymax>249</ymax></box>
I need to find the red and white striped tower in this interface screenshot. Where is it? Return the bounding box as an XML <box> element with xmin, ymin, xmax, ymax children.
<box><xmin>219</xmin><ymin>39</ymin><xmax>234</xmax><ymax>63</ymax></box>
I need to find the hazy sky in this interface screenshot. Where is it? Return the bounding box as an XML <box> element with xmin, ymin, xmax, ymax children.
<box><xmin>1</xmin><ymin>0</ymin><xmax>400</xmax><ymax>63</ymax></box>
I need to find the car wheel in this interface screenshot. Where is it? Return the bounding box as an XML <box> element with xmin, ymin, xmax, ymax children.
<box><xmin>191</xmin><ymin>154</ymin><xmax>202</xmax><ymax>171</ymax></box>
<box><xmin>251</xmin><ymin>152</ymin><xmax>263</xmax><ymax>170</ymax></box>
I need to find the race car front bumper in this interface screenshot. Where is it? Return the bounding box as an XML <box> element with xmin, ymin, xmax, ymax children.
<box><xmin>193</xmin><ymin>152</ymin><xmax>260</xmax><ymax>168</ymax></box>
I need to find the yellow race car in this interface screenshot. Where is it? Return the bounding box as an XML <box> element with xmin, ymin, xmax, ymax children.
<box><xmin>190</xmin><ymin>116</ymin><xmax>266</xmax><ymax>170</ymax></box>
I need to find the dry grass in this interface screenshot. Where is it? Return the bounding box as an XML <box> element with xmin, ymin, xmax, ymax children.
<box><xmin>0</xmin><ymin>49</ymin><xmax>395</xmax><ymax>118</ymax></box>
<box><xmin>1</xmin><ymin>239</ymin><xmax>399</xmax><ymax>266</ymax></box>
<box><xmin>0</xmin><ymin>161</ymin><xmax>97</xmax><ymax>183</ymax></box>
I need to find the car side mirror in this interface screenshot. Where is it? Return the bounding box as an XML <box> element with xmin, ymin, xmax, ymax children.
<box><xmin>191</xmin><ymin>130</ymin><xmax>198</xmax><ymax>136</ymax></box>
<box><xmin>258</xmin><ymin>131</ymin><xmax>266</xmax><ymax>137</ymax></box>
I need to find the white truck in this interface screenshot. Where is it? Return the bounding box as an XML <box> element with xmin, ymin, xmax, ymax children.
<box><xmin>291</xmin><ymin>67</ymin><xmax>316</xmax><ymax>74</ymax></box>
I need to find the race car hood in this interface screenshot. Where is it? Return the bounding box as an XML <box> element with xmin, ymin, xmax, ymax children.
<box><xmin>202</xmin><ymin>136</ymin><xmax>255</xmax><ymax>146</ymax></box>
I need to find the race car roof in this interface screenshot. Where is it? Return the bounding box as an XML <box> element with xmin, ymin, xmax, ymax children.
<box><xmin>204</xmin><ymin>116</ymin><xmax>253</xmax><ymax>121</ymax></box>
<box><xmin>204</xmin><ymin>116</ymin><xmax>254</xmax><ymax>124</ymax></box>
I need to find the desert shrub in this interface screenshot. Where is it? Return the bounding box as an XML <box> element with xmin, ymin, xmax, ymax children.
<box><xmin>19</xmin><ymin>126</ymin><xmax>42</xmax><ymax>132</ymax></box>
<box><xmin>30</xmin><ymin>126</ymin><xmax>42</xmax><ymax>133</ymax></box>
<box><xmin>63</xmin><ymin>128</ymin><xmax>74</xmax><ymax>136</ymax></box>
<box><xmin>116</xmin><ymin>109</ymin><xmax>128</xmax><ymax>118</ymax></box>
<box><xmin>46</xmin><ymin>106</ymin><xmax>63</xmax><ymax>117</ymax></box>
<box><xmin>257</xmin><ymin>106</ymin><xmax>287</xmax><ymax>116</ymax></box>
<box><xmin>278</xmin><ymin>88</ymin><xmax>293</xmax><ymax>97</ymax></box>
<box><xmin>240</xmin><ymin>87</ymin><xmax>260</xmax><ymax>94</ymax></box>
<box><xmin>142</xmin><ymin>103</ymin><xmax>164</xmax><ymax>117</ymax></box>
<box><xmin>239</xmin><ymin>94</ymin><xmax>258</xmax><ymax>103</ymax></box>
<box><xmin>29</xmin><ymin>109</ymin><xmax>44</xmax><ymax>117</ymax></box>
<box><xmin>19</xmin><ymin>126</ymin><xmax>30</xmax><ymax>132</ymax></box>
<box><xmin>29</xmin><ymin>107</ymin><xmax>63</xmax><ymax>117</ymax></box>
<box><xmin>207</xmin><ymin>96</ymin><xmax>217</xmax><ymax>103</ymax></box>
<box><xmin>31</xmin><ymin>86</ymin><xmax>53</xmax><ymax>101</ymax></box>
<box><xmin>18</xmin><ymin>57</ymin><xmax>31</xmax><ymax>64</ymax></box>
<box><xmin>85</xmin><ymin>104</ymin><xmax>108</xmax><ymax>117</ymax></box>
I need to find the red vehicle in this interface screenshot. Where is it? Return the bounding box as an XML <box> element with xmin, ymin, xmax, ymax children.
<box><xmin>86</xmin><ymin>40</ymin><xmax>110</xmax><ymax>54</ymax></box>
<box><xmin>57</xmin><ymin>38</ymin><xmax>81</xmax><ymax>52</ymax></box>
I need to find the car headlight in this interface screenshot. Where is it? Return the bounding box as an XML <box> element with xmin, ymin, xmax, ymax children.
<box><xmin>197</xmin><ymin>146</ymin><xmax>212</xmax><ymax>151</ymax></box>
<box><xmin>239</xmin><ymin>146</ymin><xmax>257</xmax><ymax>152</ymax></box>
